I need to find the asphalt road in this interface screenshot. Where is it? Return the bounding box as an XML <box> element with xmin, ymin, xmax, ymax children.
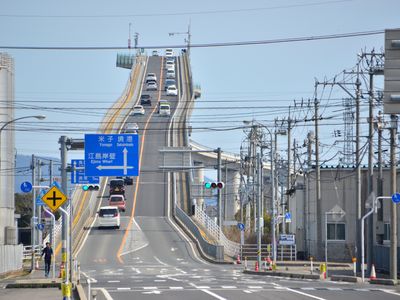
<box><xmin>75</xmin><ymin>56</ymin><xmax>400</xmax><ymax>300</ymax></box>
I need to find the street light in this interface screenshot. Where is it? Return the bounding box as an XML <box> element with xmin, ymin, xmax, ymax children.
<box><xmin>0</xmin><ymin>115</ymin><xmax>46</xmax><ymax>266</ymax></box>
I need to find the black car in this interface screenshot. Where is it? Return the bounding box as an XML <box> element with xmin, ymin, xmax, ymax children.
<box><xmin>109</xmin><ymin>179</ymin><xmax>125</xmax><ymax>196</ymax></box>
<box><xmin>116</xmin><ymin>176</ymin><xmax>133</xmax><ymax>186</ymax></box>
<box><xmin>140</xmin><ymin>94</ymin><xmax>152</xmax><ymax>106</ymax></box>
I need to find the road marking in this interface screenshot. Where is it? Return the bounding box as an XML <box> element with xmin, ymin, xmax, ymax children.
<box><xmin>154</xmin><ymin>256</ymin><xmax>169</xmax><ymax>266</ymax></box>
<box><xmin>143</xmin><ymin>287</ymin><xmax>158</xmax><ymax>290</ymax></box>
<box><xmin>107</xmin><ymin>280</ymin><xmax>120</xmax><ymax>283</ymax></box>
<box><xmin>382</xmin><ymin>289</ymin><xmax>400</xmax><ymax>297</ymax></box>
<box><xmin>201</xmin><ymin>289</ymin><xmax>227</xmax><ymax>300</ymax></box>
<box><xmin>169</xmin><ymin>286</ymin><xmax>183</xmax><ymax>290</ymax></box>
<box><xmin>286</xmin><ymin>287</ymin><xmax>327</xmax><ymax>300</ymax></box>
<box><xmin>196</xmin><ymin>286</ymin><xmax>210</xmax><ymax>289</ymax></box>
<box><xmin>117</xmin><ymin>287</ymin><xmax>131</xmax><ymax>291</ymax></box>
<box><xmin>221</xmin><ymin>286</ymin><xmax>237</xmax><ymax>289</ymax></box>
<box><xmin>243</xmin><ymin>290</ymin><xmax>253</xmax><ymax>294</ymax></box>
<box><xmin>301</xmin><ymin>287</ymin><xmax>316</xmax><ymax>290</ymax></box>
<box><xmin>248</xmin><ymin>286</ymin><xmax>262</xmax><ymax>289</ymax></box>
<box><xmin>326</xmin><ymin>287</ymin><xmax>342</xmax><ymax>291</ymax></box>
<box><xmin>143</xmin><ymin>291</ymin><xmax>161</xmax><ymax>294</ymax></box>
<box><xmin>154</xmin><ymin>280</ymin><xmax>166</xmax><ymax>282</ymax></box>
<box><xmin>92</xmin><ymin>288</ymin><xmax>113</xmax><ymax>300</ymax></box>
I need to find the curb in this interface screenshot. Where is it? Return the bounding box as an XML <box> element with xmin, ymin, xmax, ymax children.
<box><xmin>331</xmin><ymin>275</ymin><xmax>360</xmax><ymax>283</ymax></box>
<box><xmin>243</xmin><ymin>270</ymin><xmax>321</xmax><ymax>280</ymax></box>
<box><xmin>369</xmin><ymin>278</ymin><xmax>398</xmax><ymax>286</ymax></box>
<box><xmin>6</xmin><ymin>281</ymin><xmax>61</xmax><ymax>289</ymax></box>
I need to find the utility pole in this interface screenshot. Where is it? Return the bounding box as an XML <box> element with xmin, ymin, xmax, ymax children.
<box><xmin>306</xmin><ymin>131</ymin><xmax>314</xmax><ymax>257</ymax></box>
<box><xmin>390</xmin><ymin>115</ymin><xmax>398</xmax><ymax>282</ymax></box>
<box><xmin>59</xmin><ymin>136</ymin><xmax>68</xmax><ymax>283</ymax></box>
<box><xmin>30</xmin><ymin>154</ymin><xmax>36</xmax><ymax>271</ymax></box>
<box><xmin>285</xmin><ymin>114</ymin><xmax>291</xmax><ymax>235</ymax></box>
<box><xmin>256</xmin><ymin>152</ymin><xmax>262</xmax><ymax>268</ymax></box>
<box><xmin>376</xmin><ymin>112</ymin><xmax>384</xmax><ymax>221</ymax></box>
<box><xmin>355</xmin><ymin>77</ymin><xmax>362</xmax><ymax>269</ymax></box>
<box><xmin>367</xmin><ymin>61</ymin><xmax>375</xmax><ymax>274</ymax></box>
<box><xmin>314</xmin><ymin>88</ymin><xmax>322</xmax><ymax>257</ymax></box>
<box><xmin>217</xmin><ymin>147</ymin><xmax>222</xmax><ymax>228</ymax></box>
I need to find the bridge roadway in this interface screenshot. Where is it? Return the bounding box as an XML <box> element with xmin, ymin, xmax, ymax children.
<box><xmin>75</xmin><ymin>56</ymin><xmax>398</xmax><ymax>300</ymax></box>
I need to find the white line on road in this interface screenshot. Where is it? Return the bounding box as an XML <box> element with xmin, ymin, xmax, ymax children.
<box><xmin>382</xmin><ymin>289</ymin><xmax>400</xmax><ymax>297</ymax></box>
<box><xmin>143</xmin><ymin>287</ymin><xmax>158</xmax><ymax>290</ymax></box>
<box><xmin>107</xmin><ymin>280</ymin><xmax>120</xmax><ymax>283</ymax></box>
<box><xmin>248</xmin><ymin>286</ymin><xmax>262</xmax><ymax>289</ymax></box>
<box><xmin>154</xmin><ymin>256</ymin><xmax>169</xmax><ymax>266</ymax></box>
<box><xmin>117</xmin><ymin>287</ymin><xmax>131</xmax><ymax>291</ymax></box>
<box><xmin>154</xmin><ymin>279</ymin><xmax>166</xmax><ymax>282</ymax></box>
<box><xmin>286</xmin><ymin>287</ymin><xmax>327</xmax><ymax>300</ymax></box>
<box><xmin>201</xmin><ymin>289</ymin><xmax>227</xmax><ymax>300</ymax></box>
<box><xmin>301</xmin><ymin>287</ymin><xmax>316</xmax><ymax>290</ymax></box>
<box><xmin>169</xmin><ymin>286</ymin><xmax>184</xmax><ymax>290</ymax></box>
<box><xmin>221</xmin><ymin>286</ymin><xmax>237</xmax><ymax>289</ymax></box>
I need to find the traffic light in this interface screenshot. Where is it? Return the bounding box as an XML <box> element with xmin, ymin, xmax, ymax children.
<box><xmin>204</xmin><ymin>182</ymin><xmax>225</xmax><ymax>189</ymax></box>
<box><xmin>82</xmin><ymin>184</ymin><xmax>100</xmax><ymax>191</ymax></box>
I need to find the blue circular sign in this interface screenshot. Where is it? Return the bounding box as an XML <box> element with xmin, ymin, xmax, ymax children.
<box><xmin>36</xmin><ymin>223</ymin><xmax>45</xmax><ymax>231</ymax></box>
<box><xmin>20</xmin><ymin>181</ymin><xmax>33</xmax><ymax>193</ymax></box>
<box><xmin>392</xmin><ymin>193</ymin><xmax>400</xmax><ymax>204</ymax></box>
<box><xmin>237</xmin><ymin>223</ymin><xmax>245</xmax><ymax>231</ymax></box>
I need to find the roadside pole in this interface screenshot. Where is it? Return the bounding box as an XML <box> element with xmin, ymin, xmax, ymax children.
<box><xmin>30</xmin><ymin>154</ymin><xmax>36</xmax><ymax>271</ymax></box>
<box><xmin>390</xmin><ymin>115</ymin><xmax>398</xmax><ymax>282</ymax></box>
<box><xmin>59</xmin><ymin>206</ymin><xmax>71</xmax><ymax>300</ymax></box>
<box><xmin>217</xmin><ymin>148</ymin><xmax>222</xmax><ymax>228</ymax></box>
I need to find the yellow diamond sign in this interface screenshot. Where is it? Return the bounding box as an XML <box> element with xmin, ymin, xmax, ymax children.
<box><xmin>41</xmin><ymin>186</ymin><xmax>67</xmax><ymax>212</ymax></box>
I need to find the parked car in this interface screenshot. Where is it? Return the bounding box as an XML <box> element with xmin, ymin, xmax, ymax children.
<box><xmin>98</xmin><ymin>206</ymin><xmax>120</xmax><ymax>229</ymax></box>
<box><xmin>166</xmin><ymin>85</ymin><xmax>178</xmax><ymax>96</ymax></box>
<box><xmin>109</xmin><ymin>179</ymin><xmax>125</xmax><ymax>195</ymax></box>
<box><xmin>108</xmin><ymin>194</ymin><xmax>126</xmax><ymax>212</ymax></box>
<box><xmin>146</xmin><ymin>73</ymin><xmax>157</xmax><ymax>83</ymax></box>
<box><xmin>140</xmin><ymin>94</ymin><xmax>152</xmax><ymax>106</ymax></box>
<box><xmin>164</xmin><ymin>79</ymin><xmax>176</xmax><ymax>91</ymax></box>
<box><xmin>146</xmin><ymin>81</ymin><xmax>158</xmax><ymax>91</ymax></box>
<box><xmin>132</xmin><ymin>105</ymin><xmax>145</xmax><ymax>115</ymax></box>
<box><xmin>124</xmin><ymin>122</ymin><xmax>139</xmax><ymax>134</ymax></box>
<box><xmin>166</xmin><ymin>69</ymin><xmax>175</xmax><ymax>79</ymax></box>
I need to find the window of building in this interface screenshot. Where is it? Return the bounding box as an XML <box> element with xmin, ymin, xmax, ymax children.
<box><xmin>384</xmin><ymin>223</ymin><xmax>390</xmax><ymax>241</ymax></box>
<box><xmin>327</xmin><ymin>223</ymin><xmax>346</xmax><ymax>240</ymax></box>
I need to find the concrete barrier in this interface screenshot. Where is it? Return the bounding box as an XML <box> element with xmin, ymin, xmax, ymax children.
<box><xmin>243</xmin><ymin>270</ymin><xmax>321</xmax><ymax>280</ymax></box>
<box><xmin>369</xmin><ymin>278</ymin><xmax>397</xmax><ymax>286</ymax></box>
<box><xmin>331</xmin><ymin>275</ymin><xmax>360</xmax><ymax>283</ymax></box>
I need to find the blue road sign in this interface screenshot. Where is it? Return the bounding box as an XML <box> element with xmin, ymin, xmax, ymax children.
<box><xmin>71</xmin><ymin>159</ymin><xmax>100</xmax><ymax>184</ymax></box>
<box><xmin>20</xmin><ymin>181</ymin><xmax>33</xmax><ymax>193</ymax></box>
<box><xmin>84</xmin><ymin>134</ymin><xmax>139</xmax><ymax>177</ymax></box>
<box><xmin>36</xmin><ymin>223</ymin><xmax>45</xmax><ymax>231</ymax></box>
<box><xmin>36</xmin><ymin>189</ymin><xmax>46</xmax><ymax>206</ymax></box>
<box><xmin>392</xmin><ymin>193</ymin><xmax>400</xmax><ymax>204</ymax></box>
<box><xmin>285</xmin><ymin>212</ymin><xmax>292</xmax><ymax>223</ymax></box>
<box><xmin>237</xmin><ymin>223</ymin><xmax>245</xmax><ymax>231</ymax></box>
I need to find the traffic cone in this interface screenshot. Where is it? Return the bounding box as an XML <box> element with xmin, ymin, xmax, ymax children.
<box><xmin>236</xmin><ymin>254</ymin><xmax>241</xmax><ymax>264</ymax></box>
<box><xmin>369</xmin><ymin>264</ymin><xmax>376</xmax><ymax>280</ymax></box>
<box><xmin>255</xmin><ymin>261</ymin><xmax>259</xmax><ymax>272</ymax></box>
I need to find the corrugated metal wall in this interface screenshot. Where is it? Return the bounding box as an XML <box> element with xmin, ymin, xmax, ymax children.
<box><xmin>0</xmin><ymin>244</ymin><xmax>23</xmax><ymax>275</ymax></box>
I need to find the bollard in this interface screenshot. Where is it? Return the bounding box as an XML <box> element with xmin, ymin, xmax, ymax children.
<box><xmin>310</xmin><ymin>256</ymin><xmax>314</xmax><ymax>274</ymax></box>
<box><xmin>352</xmin><ymin>257</ymin><xmax>357</xmax><ymax>277</ymax></box>
<box><xmin>320</xmin><ymin>263</ymin><xmax>327</xmax><ymax>279</ymax></box>
<box><xmin>244</xmin><ymin>256</ymin><xmax>248</xmax><ymax>270</ymax></box>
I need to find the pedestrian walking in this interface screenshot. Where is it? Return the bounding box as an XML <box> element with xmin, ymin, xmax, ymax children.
<box><xmin>41</xmin><ymin>242</ymin><xmax>53</xmax><ymax>277</ymax></box>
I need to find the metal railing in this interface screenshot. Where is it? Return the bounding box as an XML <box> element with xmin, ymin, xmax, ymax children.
<box><xmin>193</xmin><ymin>206</ymin><xmax>241</xmax><ymax>257</ymax></box>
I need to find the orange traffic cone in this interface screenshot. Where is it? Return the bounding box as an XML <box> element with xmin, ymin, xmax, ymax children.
<box><xmin>255</xmin><ymin>261</ymin><xmax>259</xmax><ymax>272</ymax></box>
<box><xmin>236</xmin><ymin>254</ymin><xmax>241</xmax><ymax>264</ymax></box>
<box><xmin>370</xmin><ymin>264</ymin><xmax>376</xmax><ymax>280</ymax></box>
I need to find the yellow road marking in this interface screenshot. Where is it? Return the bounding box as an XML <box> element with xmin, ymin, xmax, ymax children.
<box><xmin>117</xmin><ymin>57</ymin><xmax>165</xmax><ymax>263</ymax></box>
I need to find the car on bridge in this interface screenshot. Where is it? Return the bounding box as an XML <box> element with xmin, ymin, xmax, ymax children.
<box><xmin>124</xmin><ymin>122</ymin><xmax>139</xmax><ymax>134</ymax></box>
<box><xmin>108</xmin><ymin>194</ymin><xmax>126</xmax><ymax>212</ymax></box>
<box><xmin>152</xmin><ymin>50</ymin><xmax>158</xmax><ymax>56</ymax></box>
<box><xmin>146</xmin><ymin>73</ymin><xmax>157</xmax><ymax>83</ymax></box>
<box><xmin>166</xmin><ymin>69</ymin><xmax>175</xmax><ymax>79</ymax></box>
<box><xmin>164</xmin><ymin>79</ymin><xmax>176</xmax><ymax>91</ymax></box>
<box><xmin>165</xmin><ymin>48</ymin><xmax>173</xmax><ymax>57</ymax></box>
<box><xmin>140</xmin><ymin>94</ymin><xmax>152</xmax><ymax>106</ymax></box>
<box><xmin>165</xmin><ymin>61</ymin><xmax>175</xmax><ymax>71</ymax></box>
<box><xmin>146</xmin><ymin>81</ymin><xmax>157</xmax><ymax>91</ymax></box>
<box><xmin>109</xmin><ymin>179</ymin><xmax>125</xmax><ymax>196</ymax></box>
<box><xmin>166</xmin><ymin>85</ymin><xmax>178</xmax><ymax>96</ymax></box>
<box><xmin>132</xmin><ymin>105</ymin><xmax>145</xmax><ymax>115</ymax></box>
<box><xmin>159</xmin><ymin>103</ymin><xmax>171</xmax><ymax>116</ymax></box>
<box><xmin>98</xmin><ymin>206</ymin><xmax>120</xmax><ymax>229</ymax></box>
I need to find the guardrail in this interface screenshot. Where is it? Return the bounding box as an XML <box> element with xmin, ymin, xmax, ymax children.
<box><xmin>1</xmin><ymin>244</ymin><xmax>23</xmax><ymax>275</ymax></box>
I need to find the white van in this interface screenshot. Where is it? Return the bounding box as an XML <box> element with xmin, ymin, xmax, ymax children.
<box><xmin>159</xmin><ymin>104</ymin><xmax>171</xmax><ymax>116</ymax></box>
<box><xmin>98</xmin><ymin>206</ymin><xmax>120</xmax><ymax>229</ymax></box>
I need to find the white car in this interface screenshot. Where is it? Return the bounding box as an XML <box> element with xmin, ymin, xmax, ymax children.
<box><xmin>166</xmin><ymin>69</ymin><xmax>175</xmax><ymax>79</ymax></box>
<box><xmin>166</xmin><ymin>85</ymin><xmax>178</xmax><ymax>96</ymax></box>
<box><xmin>165</xmin><ymin>48</ymin><xmax>173</xmax><ymax>57</ymax></box>
<box><xmin>146</xmin><ymin>73</ymin><xmax>157</xmax><ymax>83</ymax></box>
<box><xmin>132</xmin><ymin>105</ymin><xmax>145</xmax><ymax>115</ymax></box>
<box><xmin>159</xmin><ymin>104</ymin><xmax>171</xmax><ymax>116</ymax></box>
<box><xmin>152</xmin><ymin>50</ymin><xmax>159</xmax><ymax>56</ymax></box>
<box><xmin>98</xmin><ymin>206</ymin><xmax>120</xmax><ymax>229</ymax></box>
<box><xmin>165</xmin><ymin>60</ymin><xmax>175</xmax><ymax>70</ymax></box>
<box><xmin>124</xmin><ymin>122</ymin><xmax>139</xmax><ymax>134</ymax></box>
<box><xmin>146</xmin><ymin>81</ymin><xmax>157</xmax><ymax>91</ymax></box>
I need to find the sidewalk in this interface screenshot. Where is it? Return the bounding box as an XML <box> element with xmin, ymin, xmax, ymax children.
<box><xmin>0</xmin><ymin>260</ymin><xmax>64</xmax><ymax>300</ymax></box>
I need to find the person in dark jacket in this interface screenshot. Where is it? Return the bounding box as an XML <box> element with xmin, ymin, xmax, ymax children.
<box><xmin>41</xmin><ymin>242</ymin><xmax>53</xmax><ymax>277</ymax></box>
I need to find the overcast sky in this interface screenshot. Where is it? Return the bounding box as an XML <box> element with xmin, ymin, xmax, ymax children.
<box><xmin>1</xmin><ymin>0</ymin><xmax>399</xmax><ymax>170</ymax></box>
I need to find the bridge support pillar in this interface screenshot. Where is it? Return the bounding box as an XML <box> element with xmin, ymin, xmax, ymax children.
<box><xmin>224</xmin><ymin>170</ymin><xmax>240</xmax><ymax>221</ymax></box>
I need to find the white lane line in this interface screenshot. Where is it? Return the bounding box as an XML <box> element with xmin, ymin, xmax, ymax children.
<box><xmin>326</xmin><ymin>287</ymin><xmax>342</xmax><ymax>291</ymax></box>
<box><xmin>382</xmin><ymin>289</ymin><xmax>400</xmax><ymax>297</ymax></box>
<box><xmin>221</xmin><ymin>286</ymin><xmax>237</xmax><ymax>289</ymax></box>
<box><xmin>248</xmin><ymin>286</ymin><xmax>262</xmax><ymax>289</ymax></box>
<box><xmin>107</xmin><ymin>280</ymin><xmax>120</xmax><ymax>283</ymax></box>
<box><xmin>286</xmin><ymin>287</ymin><xmax>327</xmax><ymax>300</ymax></box>
<box><xmin>169</xmin><ymin>286</ymin><xmax>184</xmax><ymax>290</ymax></box>
<box><xmin>155</xmin><ymin>279</ymin><xmax>166</xmax><ymax>282</ymax></box>
<box><xmin>117</xmin><ymin>287</ymin><xmax>131</xmax><ymax>291</ymax></box>
<box><xmin>301</xmin><ymin>287</ymin><xmax>316</xmax><ymax>291</ymax></box>
<box><xmin>201</xmin><ymin>289</ymin><xmax>227</xmax><ymax>300</ymax></box>
<box><xmin>143</xmin><ymin>287</ymin><xmax>158</xmax><ymax>290</ymax></box>
<box><xmin>196</xmin><ymin>286</ymin><xmax>210</xmax><ymax>289</ymax></box>
<box><xmin>354</xmin><ymin>288</ymin><xmax>369</xmax><ymax>291</ymax></box>
<box><xmin>154</xmin><ymin>256</ymin><xmax>170</xmax><ymax>266</ymax></box>
<box><xmin>243</xmin><ymin>290</ymin><xmax>253</xmax><ymax>294</ymax></box>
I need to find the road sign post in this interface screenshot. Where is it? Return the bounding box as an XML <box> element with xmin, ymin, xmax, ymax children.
<box><xmin>84</xmin><ymin>134</ymin><xmax>139</xmax><ymax>177</ymax></box>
